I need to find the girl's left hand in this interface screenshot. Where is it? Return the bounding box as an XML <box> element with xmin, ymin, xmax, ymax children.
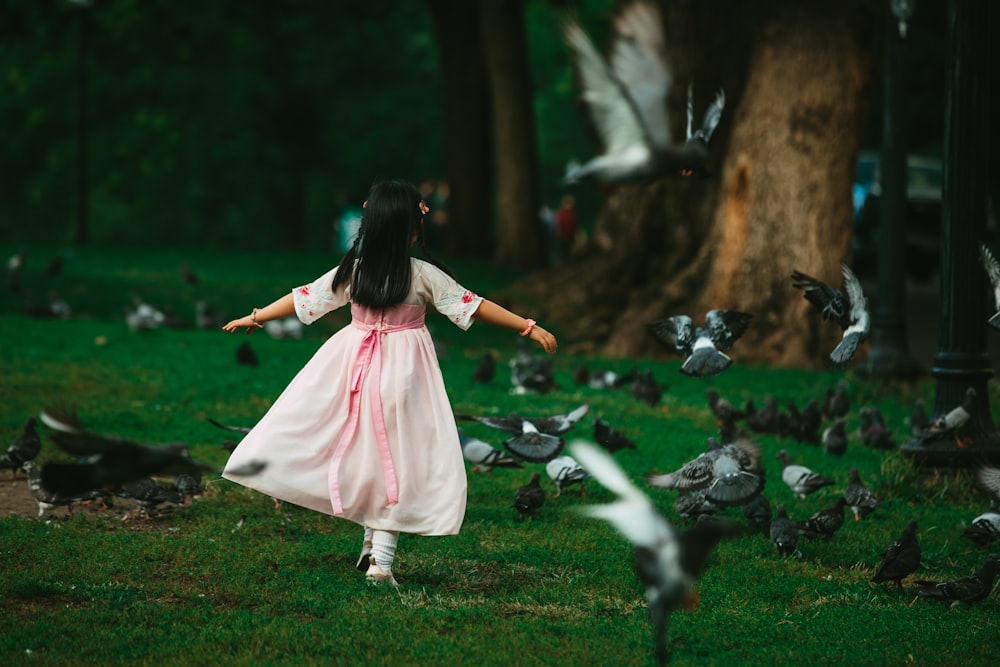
<box><xmin>529</xmin><ymin>325</ymin><xmax>558</xmax><ymax>354</ymax></box>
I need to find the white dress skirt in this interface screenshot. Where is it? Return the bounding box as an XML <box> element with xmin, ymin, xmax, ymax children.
<box><xmin>223</xmin><ymin>258</ymin><xmax>483</xmax><ymax>536</ymax></box>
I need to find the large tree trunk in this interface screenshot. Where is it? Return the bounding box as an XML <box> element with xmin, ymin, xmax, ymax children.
<box><xmin>477</xmin><ymin>0</ymin><xmax>546</xmax><ymax>269</ymax></box>
<box><xmin>426</xmin><ymin>0</ymin><xmax>493</xmax><ymax>259</ymax></box>
<box><xmin>500</xmin><ymin>0</ymin><xmax>880</xmax><ymax>367</ymax></box>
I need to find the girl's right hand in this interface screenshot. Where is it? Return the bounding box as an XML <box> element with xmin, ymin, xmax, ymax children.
<box><xmin>222</xmin><ymin>315</ymin><xmax>260</xmax><ymax>335</ymax></box>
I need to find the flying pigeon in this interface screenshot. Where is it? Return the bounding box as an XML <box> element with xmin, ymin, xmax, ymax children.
<box><xmin>844</xmin><ymin>467</ymin><xmax>880</xmax><ymax>522</ymax></box>
<box><xmin>631</xmin><ymin>369</ymin><xmax>664</xmax><ymax>406</ymax></box>
<box><xmin>923</xmin><ymin>387</ymin><xmax>976</xmax><ymax>446</ymax></box>
<box><xmin>546</xmin><ymin>454</ymin><xmax>590</xmax><ymax>496</ymax></box>
<box><xmin>796</xmin><ymin>497</ymin><xmax>848</xmax><ymax>541</ymax></box>
<box><xmin>512</xmin><ymin>472</ymin><xmax>546</xmax><ymax>521</ymax></box>
<box><xmin>979</xmin><ymin>243</ymin><xmax>1000</xmax><ymax>329</ymax></box>
<box><xmin>915</xmin><ymin>553</ymin><xmax>1000</xmax><ymax>607</ymax></box>
<box><xmin>562</xmin><ymin>1</ymin><xmax>725</xmax><ymax>186</ymax></box>
<box><xmin>455</xmin><ymin>404</ymin><xmax>589</xmax><ymax>437</ymax></box>
<box><xmin>871</xmin><ymin>520</ymin><xmax>921</xmax><ymax>589</ymax></box>
<box><xmin>38</xmin><ymin>407</ymin><xmax>266</xmax><ymax>496</ymax></box>
<box><xmin>821</xmin><ymin>418</ymin><xmax>848</xmax><ymax>457</ymax></box>
<box><xmin>777</xmin><ymin>449</ymin><xmax>834</xmax><ymax>499</ymax></box>
<box><xmin>963</xmin><ymin>511</ymin><xmax>1000</xmax><ymax>548</ymax></box>
<box><xmin>649</xmin><ymin>437</ymin><xmax>764</xmax><ymax>508</ymax></box>
<box><xmin>571</xmin><ymin>441</ymin><xmax>739</xmax><ymax>665</ymax></box>
<box><xmin>648</xmin><ymin>309</ymin><xmax>753</xmax><ymax>377</ymax></box>
<box><xmin>502</xmin><ymin>420</ymin><xmax>565</xmax><ymax>464</ymax></box>
<box><xmin>769</xmin><ymin>504</ymin><xmax>801</xmax><ymax>558</ymax></box>
<box><xmin>593</xmin><ymin>418</ymin><xmax>637</xmax><ymax>453</ymax></box>
<box><xmin>472</xmin><ymin>353</ymin><xmax>496</xmax><ymax>384</ymax></box>
<box><xmin>791</xmin><ymin>263</ymin><xmax>870</xmax><ymax>367</ymax></box>
<box><xmin>458</xmin><ymin>428</ymin><xmax>523</xmax><ymax>473</ymax></box>
<box><xmin>1</xmin><ymin>417</ymin><xmax>42</xmax><ymax>476</ymax></box>
<box><xmin>975</xmin><ymin>463</ymin><xmax>1000</xmax><ymax>506</ymax></box>
<box><xmin>22</xmin><ymin>460</ymin><xmax>101</xmax><ymax>518</ymax></box>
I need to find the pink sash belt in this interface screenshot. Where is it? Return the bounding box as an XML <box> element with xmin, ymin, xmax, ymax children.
<box><xmin>328</xmin><ymin>314</ymin><xmax>425</xmax><ymax>515</ymax></box>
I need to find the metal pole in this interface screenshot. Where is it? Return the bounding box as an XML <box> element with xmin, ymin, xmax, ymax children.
<box><xmin>856</xmin><ymin>0</ymin><xmax>922</xmax><ymax>379</ymax></box>
<box><xmin>901</xmin><ymin>0</ymin><xmax>1000</xmax><ymax>466</ymax></box>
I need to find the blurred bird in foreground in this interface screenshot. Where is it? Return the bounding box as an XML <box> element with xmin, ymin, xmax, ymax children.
<box><xmin>455</xmin><ymin>404</ymin><xmax>589</xmax><ymax>437</ymax></box>
<box><xmin>471</xmin><ymin>352</ymin><xmax>496</xmax><ymax>384</ymax></box>
<box><xmin>572</xmin><ymin>441</ymin><xmax>739</xmax><ymax>666</ymax></box>
<box><xmin>236</xmin><ymin>340</ymin><xmax>259</xmax><ymax>367</ymax></box>
<box><xmin>561</xmin><ymin>1</ymin><xmax>726</xmax><ymax>185</ymax></box>
<box><xmin>631</xmin><ymin>369</ymin><xmax>664</xmax><ymax>407</ymax></box>
<box><xmin>979</xmin><ymin>243</ymin><xmax>1000</xmax><ymax>329</ymax></box>
<box><xmin>39</xmin><ymin>407</ymin><xmax>265</xmax><ymax>496</ymax></box>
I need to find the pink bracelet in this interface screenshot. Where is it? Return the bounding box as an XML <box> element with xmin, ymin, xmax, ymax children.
<box><xmin>519</xmin><ymin>319</ymin><xmax>536</xmax><ymax>336</ymax></box>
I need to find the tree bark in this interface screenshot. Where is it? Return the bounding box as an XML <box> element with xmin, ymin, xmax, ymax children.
<box><xmin>425</xmin><ymin>0</ymin><xmax>493</xmax><ymax>259</ymax></box>
<box><xmin>500</xmin><ymin>0</ymin><xmax>879</xmax><ymax>367</ymax></box>
<box><xmin>477</xmin><ymin>0</ymin><xmax>546</xmax><ymax>269</ymax></box>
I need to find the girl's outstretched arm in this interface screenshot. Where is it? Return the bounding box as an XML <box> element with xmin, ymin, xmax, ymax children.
<box><xmin>473</xmin><ymin>299</ymin><xmax>558</xmax><ymax>354</ymax></box>
<box><xmin>223</xmin><ymin>294</ymin><xmax>296</xmax><ymax>334</ymax></box>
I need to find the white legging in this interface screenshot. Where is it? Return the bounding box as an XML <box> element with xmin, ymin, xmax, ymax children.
<box><xmin>364</xmin><ymin>526</ymin><xmax>400</xmax><ymax>573</ymax></box>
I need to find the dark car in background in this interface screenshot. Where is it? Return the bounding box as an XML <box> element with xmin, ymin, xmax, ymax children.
<box><xmin>852</xmin><ymin>151</ymin><xmax>942</xmax><ymax>282</ymax></box>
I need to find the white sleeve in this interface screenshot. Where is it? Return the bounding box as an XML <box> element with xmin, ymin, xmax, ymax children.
<box><xmin>292</xmin><ymin>266</ymin><xmax>349</xmax><ymax>324</ymax></box>
<box><xmin>417</xmin><ymin>262</ymin><xmax>484</xmax><ymax>331</ymax></box>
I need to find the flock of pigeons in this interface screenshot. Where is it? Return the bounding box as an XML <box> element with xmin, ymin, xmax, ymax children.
<box><xmin>454</xmin><ymin>368</ymin><xmax>1000</xmax><ymax>664</ymax></box>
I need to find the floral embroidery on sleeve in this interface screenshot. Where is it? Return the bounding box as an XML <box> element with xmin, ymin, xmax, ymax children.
<box><xmin>292</xmin><ymin>267</ymin><xmax>347</xmax><ymax>324</ymax></box>
<box><xmin>434</xmin><ymin>288</ymin><xmax>483</xmax><ymax>331</ymax></box>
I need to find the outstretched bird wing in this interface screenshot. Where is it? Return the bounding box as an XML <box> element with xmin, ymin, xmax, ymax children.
<box><xmin>705</xmin><ymin>309</ymin><xmax>753</xmax><ymax>351</ymax></box>
<box><xmin>648</xmin><ymin>315</ymin><xmax>695</xmax><ymax>355</ymax></box>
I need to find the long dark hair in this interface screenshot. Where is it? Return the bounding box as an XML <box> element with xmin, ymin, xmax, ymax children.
<box><xmin>331</xmin><ymin>179</ymin><xmax>455</xmax><ymax>308</ymax></box>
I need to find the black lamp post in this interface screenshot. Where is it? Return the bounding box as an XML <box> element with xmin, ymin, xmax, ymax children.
<box><xmin>856</xmin><ymin>0</ymin><xmax>923</xmax><ymax>380</ymax></box>
<box><xmin>901</xmin><ymin>0</ymin><xmax>1000</xmax><ymax>466</ymax></box>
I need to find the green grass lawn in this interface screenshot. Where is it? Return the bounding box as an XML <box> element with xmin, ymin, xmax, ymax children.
<box><xmin>1</xmin><ymin>243</ymin><xmax>997</xmax><ymax>666</ymax></box>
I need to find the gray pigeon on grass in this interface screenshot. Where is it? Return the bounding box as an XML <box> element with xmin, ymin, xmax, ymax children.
<box><xmin>1</xmin><ymin>417</ymin><xmax>41</xmax><ymax>476</ymax></box>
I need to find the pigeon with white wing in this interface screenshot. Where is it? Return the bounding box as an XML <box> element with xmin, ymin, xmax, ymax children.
<box><xmin>979</xmin><ymin>243</ymin><xmax>1000</xmax><ymax>329</ymax></box>
<box><xmin>791</xmin><ymin>263</ymin><xmax>870</xmax><ymax>367</ymax></box>
<box><xmin>571</xmin><ymin>441</ymin><xmax>739</xmax><ymax>665</ymax></box>
<box><xmin>562</xmin><ymin>1</ymin><xmax>725</xmax><ymax>186</ymax></box>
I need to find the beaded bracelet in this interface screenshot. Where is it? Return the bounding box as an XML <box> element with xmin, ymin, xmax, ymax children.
<box><xmin>519</xmin><ymin>319</ymin><xmax>536</xmax><ymax>337</ymax></box>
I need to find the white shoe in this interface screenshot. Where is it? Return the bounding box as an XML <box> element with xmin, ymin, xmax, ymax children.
<box><xmin>365</xmin><ymin>562</ymin><xmax>398</xmax><ymax>587</ymax></box>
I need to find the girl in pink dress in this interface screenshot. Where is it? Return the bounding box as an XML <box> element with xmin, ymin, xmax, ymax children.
<box><xmin>221</xmin><ymin>180</ymin><xmax>557</xmax><ymax>585</ymax></box>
